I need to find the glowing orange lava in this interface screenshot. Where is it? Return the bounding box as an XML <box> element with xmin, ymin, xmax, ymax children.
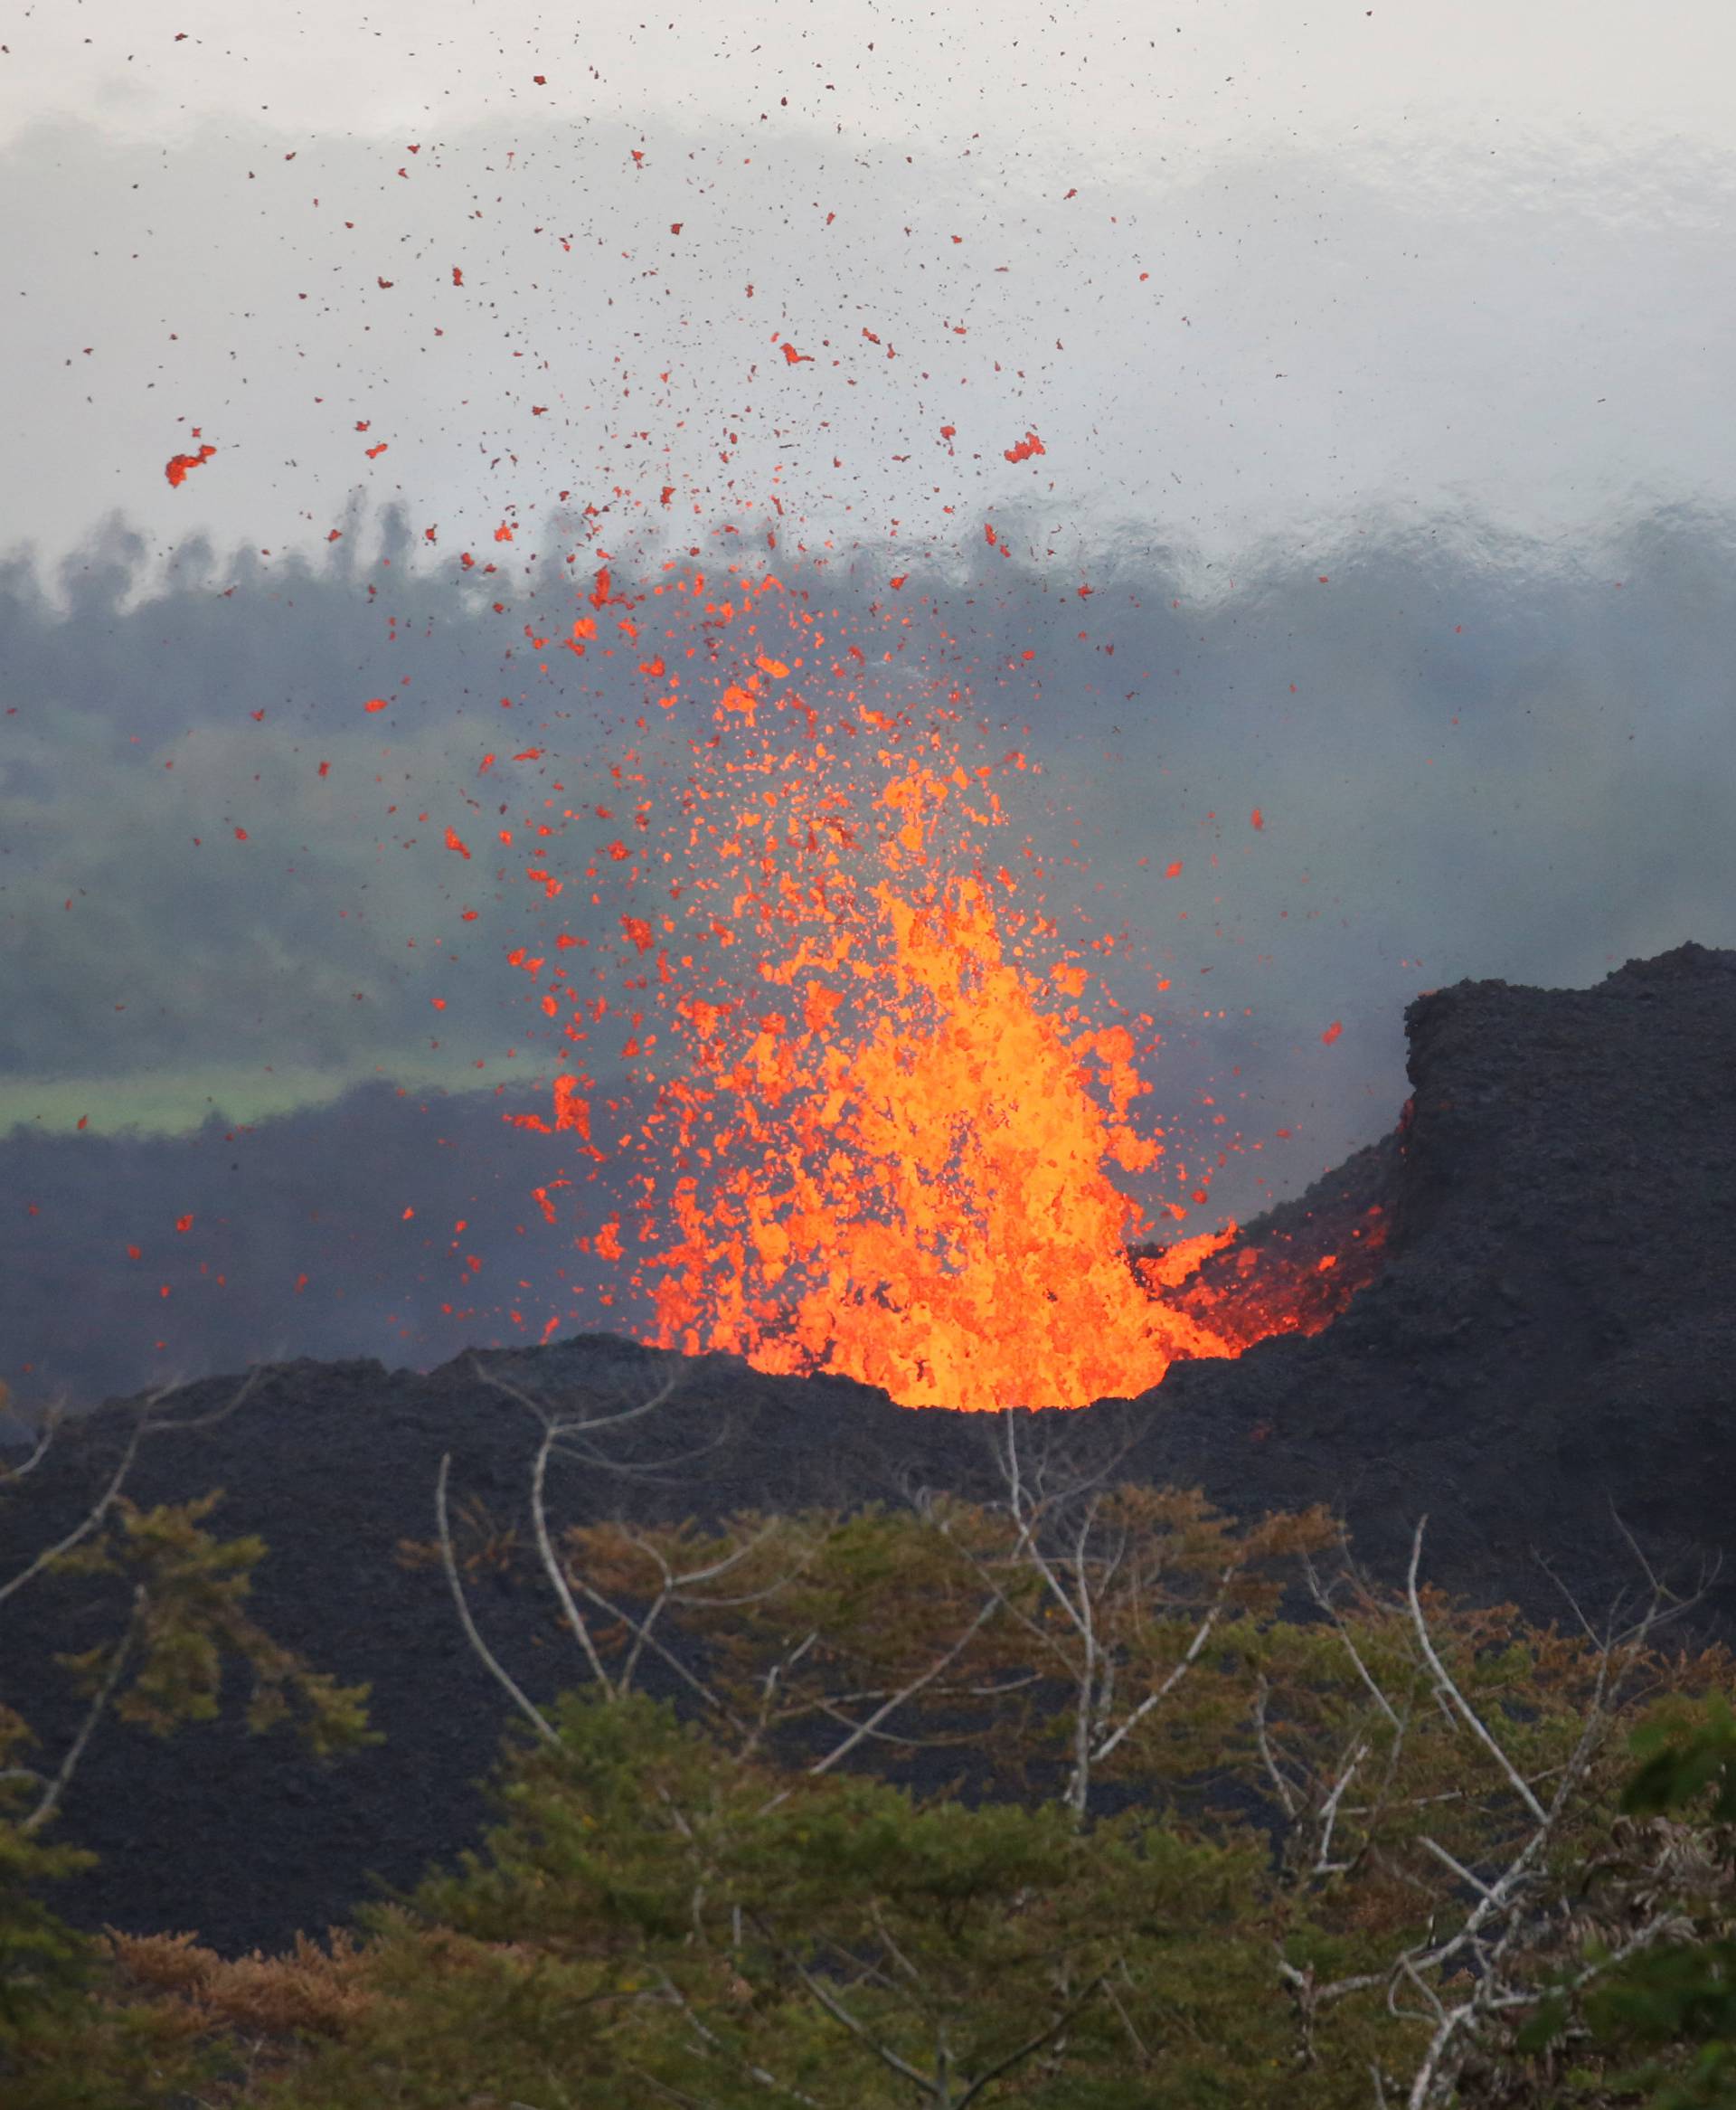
<box><xmin>487</xmin><ymin>557</ymin><xmax>1345</xmax><ymax>1410</ymax></box>
<box><xmin>646</xmin><ymin>830</ymin><xmax>1240</xmax><ymax>1410</ymax></box>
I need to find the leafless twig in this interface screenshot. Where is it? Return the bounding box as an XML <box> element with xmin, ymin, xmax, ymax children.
<box><xmin>435</xmin><ymin>1451</ymin><xmax>557</xmax><ymax>1746</ymax></box>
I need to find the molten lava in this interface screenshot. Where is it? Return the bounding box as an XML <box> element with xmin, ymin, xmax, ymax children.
<box><xmin>499</xmin><ymin>558</ymin><xmax>1364</xmax><ymax>1408</ymax></box>
<box><xmin>648</xmin><ymin>845</ymin><xmax>1239</xmax><ymax>1411</ymax></box>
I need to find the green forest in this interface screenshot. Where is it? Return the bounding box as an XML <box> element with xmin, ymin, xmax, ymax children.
<box><xmin>5</xmin><ymin>1368</ymin><xmax>1736</xmax><ymax>2110</ymax></box>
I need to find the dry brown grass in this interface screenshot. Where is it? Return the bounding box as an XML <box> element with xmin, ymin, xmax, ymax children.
<box><xmin>94</xmin><ymin>1921</ymin><xmax>383</xmax><ymax>2096</ymax></box>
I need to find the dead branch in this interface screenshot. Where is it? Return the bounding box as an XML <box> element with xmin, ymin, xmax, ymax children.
<box><xmin>1276</xmin><ymin>1510</ymin><xmax>1722</xmax><ymax>2110</ymax></box>
<box><xmin>435</xmin><ymin>1451</ymin><xmax>558</xmax><ymax>1746</ymax></box>
<box><xmin>0</xmin><ymin>1394</ymin><xmax>67</xmax><ymax>1482</ymax></box>
<box><xmin>649</xmin><ymin>1968</ymin><xmax>823</xmax><ymax>2105</ymax></box>
<box><xmin>1405</xmin><ymin>1516</ymin><xmax>1549</xmax><ymax>1829</ymax></box>
<box><xmin>529</xmin><ymin>1416</ymin><xmax>613</xmax><ymax>1698</ymax></box>
<box><xmin>0</xmin><ymin>1389</ymin><xmax>156</xmax><ymax>1612</ymax></box>
<box><xmin>19</xmin><ymin>1584</ymin><xmax>149</xmax><ymax>1837</ymax></box>
<box><xmin>805</xmin><ymin>1593</ymin><xmax>1003</xmax><ymax>1780</ymax></box>
<box><xmin>2</xmin><ymin>1364</ymin><xmax>274</xmax><ymax>1829</ymax></box>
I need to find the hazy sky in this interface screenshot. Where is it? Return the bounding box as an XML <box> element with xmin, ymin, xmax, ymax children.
<box><xmin>8</xmin><ymin>0</ymin><xmax>1735</xmax><ymax>572</ymax></box>
<box><xmin>3</xmin><ymin>1</ymin><xmax>1734</xmax><ymax>1402</ymax></box>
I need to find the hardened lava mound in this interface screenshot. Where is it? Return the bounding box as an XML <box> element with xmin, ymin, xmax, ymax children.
<box><xmin>4</xmin><ymin>942</ymin><xmax>1734</xmax><ymax>1959</ymax></box>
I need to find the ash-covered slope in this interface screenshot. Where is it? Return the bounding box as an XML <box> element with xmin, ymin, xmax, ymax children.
<box><xmin>4</xmin><ymin>943</ymin><xmax>1734</xmax><ymax>1961</ymax></box>
<box><xmin>1114</xmin><ymin>941</ymin><xmax>1736</xmax><ymax>1627</ymax></box>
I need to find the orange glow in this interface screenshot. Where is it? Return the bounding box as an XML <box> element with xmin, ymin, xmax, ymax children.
<box><xmin>643</xmin><ymin>855</ymin><xmax>1237</xmax><ymax>1410</ymax></box>
<box><xmin>480</xmin><ymin>551</ymin><xmax>1383</xmax><ymax>1412</ymax></box>
<box><xmin>1146</xmin><ymin>1208</ymin><xmax>1389</xmax><ymax>1354</ymax></box>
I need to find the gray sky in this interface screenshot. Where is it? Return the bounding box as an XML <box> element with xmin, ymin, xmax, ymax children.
<box><xmin>7</xmin><ymin>0</ymin><xmax>1735</xmax><ymax>577</ymax></box>
<box><xmin>3</xmin><ymin>0</ymin><xmax>1736</xmax><ymax>1399</ymax></box>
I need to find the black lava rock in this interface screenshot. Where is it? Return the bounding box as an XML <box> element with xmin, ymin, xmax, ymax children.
<box><xmin>4</xmin><ymin>943</ymin><xmax>1734</xmax><ymax>1959</ymax></box>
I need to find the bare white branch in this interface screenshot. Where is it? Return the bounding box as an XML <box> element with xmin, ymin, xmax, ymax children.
<box><xmin>20</xmin><ymin>1584</ymin><xmax>149</xmax><ymax>1837</ymax></box>
<box><xmin>1404</xmin><ymin>1516</ymin><xmax>1549</xmax><ymax>1827</ymax></box>
<box><xmin>529</xmin><ymin>1420</ymin><xmax>613</xmax><ymax>1698</ymax></box>
<box><xmin>565</xmin><ymin>1566</ymin><xmax>747</xmax><ymax>1733</ymax></box>
<box><xmin>953</xmin><ymin>1975</ymin><xmax>1110</xmax><ymax>2108</ymax></box>
<box><xmin>778</xmin><ymin>1947</ymin><xmax>938</xmax><ymax>2096</ymax></box>
<box><xmin>1313</xmin><ymin>1737</ymin><xmax>1371</xmax><ymax>1877</ymax></box>
<box><xmin>436</xmin><ymin>1452</ymin><xmax>557</xmax><ymax>1746</ymax></box>
<box><xmin>0</xmin><ymin>1395</ymin><xmax>66</xmax><ymax>1482</ymax></box>
<box><xmin>1304</xmin><ymin>1554</ymin><xmax>1404</xmax><ymax>1730</ymax></box>
<box><xmin>650</xmin><ymin>1969</ymin><xmax>823</xmax><ymax>2105</ymax></box>
<box><xmin>1091</xmin><ymin>1566</ymin><xmax>1236</xmax><ymax>1767</ymax></box>
<box><xmin>805</xmin><ymin>1594</ymin><xmax>1003</xmax><ymax>1781</ymax></box>
<box><xmin>0</xmin><ymin>1392</ymin><xmax>154</xmax><ymax>1611</ymax></box>
<box><xmin>1252</xmin><ymin>1675</ymin><xmax>1299</xmax><ymax>1820</ymax></box>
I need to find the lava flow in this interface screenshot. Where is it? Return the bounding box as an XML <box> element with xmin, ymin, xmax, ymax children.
<box><xmin>499</xmin><ymin>555</ymin><xmax>1364</xmax><ymax>1410</ymax></box>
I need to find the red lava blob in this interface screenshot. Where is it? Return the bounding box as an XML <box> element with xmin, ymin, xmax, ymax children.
<box><xmin>164</xmin><ymin>444</ymin><xmax>217</xmax><ymax>487</ymax></box>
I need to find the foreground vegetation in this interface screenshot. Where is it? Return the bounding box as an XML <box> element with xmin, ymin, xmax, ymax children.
<box><xmin>5</xmin><ymin>1363</ymin><xmax>1736</xmax><ymax>2108</ymax></box>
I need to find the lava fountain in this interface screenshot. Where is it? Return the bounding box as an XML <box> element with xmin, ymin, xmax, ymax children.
<box><xmin>495</xmin><ymin>553</ymin><xmax>1363</xmax><ymax>1409</ymax></box>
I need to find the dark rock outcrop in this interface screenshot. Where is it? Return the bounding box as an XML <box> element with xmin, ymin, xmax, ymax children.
<box><xmin>4</xmin><ymin>942</ymin><xmax>1734</xmax><ymax>1960</ymax></box>
<box><xmin>1117</xmin><ymin>941</ymin><xmax>1736</xmax><ymax>1618</ymax></box>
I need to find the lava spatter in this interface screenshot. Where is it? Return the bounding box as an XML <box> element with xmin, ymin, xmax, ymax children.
<box><xmin>491</xmin><ymin>558</ymin><xmax>1323</xmax><ymax>1409</ymax></box>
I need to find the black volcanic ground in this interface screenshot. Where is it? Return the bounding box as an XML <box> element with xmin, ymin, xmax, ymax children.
<box><xmin>4</xmin><ymin>941</ymin><xmax>1734</xmax><ymax>1959</ymax></box>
